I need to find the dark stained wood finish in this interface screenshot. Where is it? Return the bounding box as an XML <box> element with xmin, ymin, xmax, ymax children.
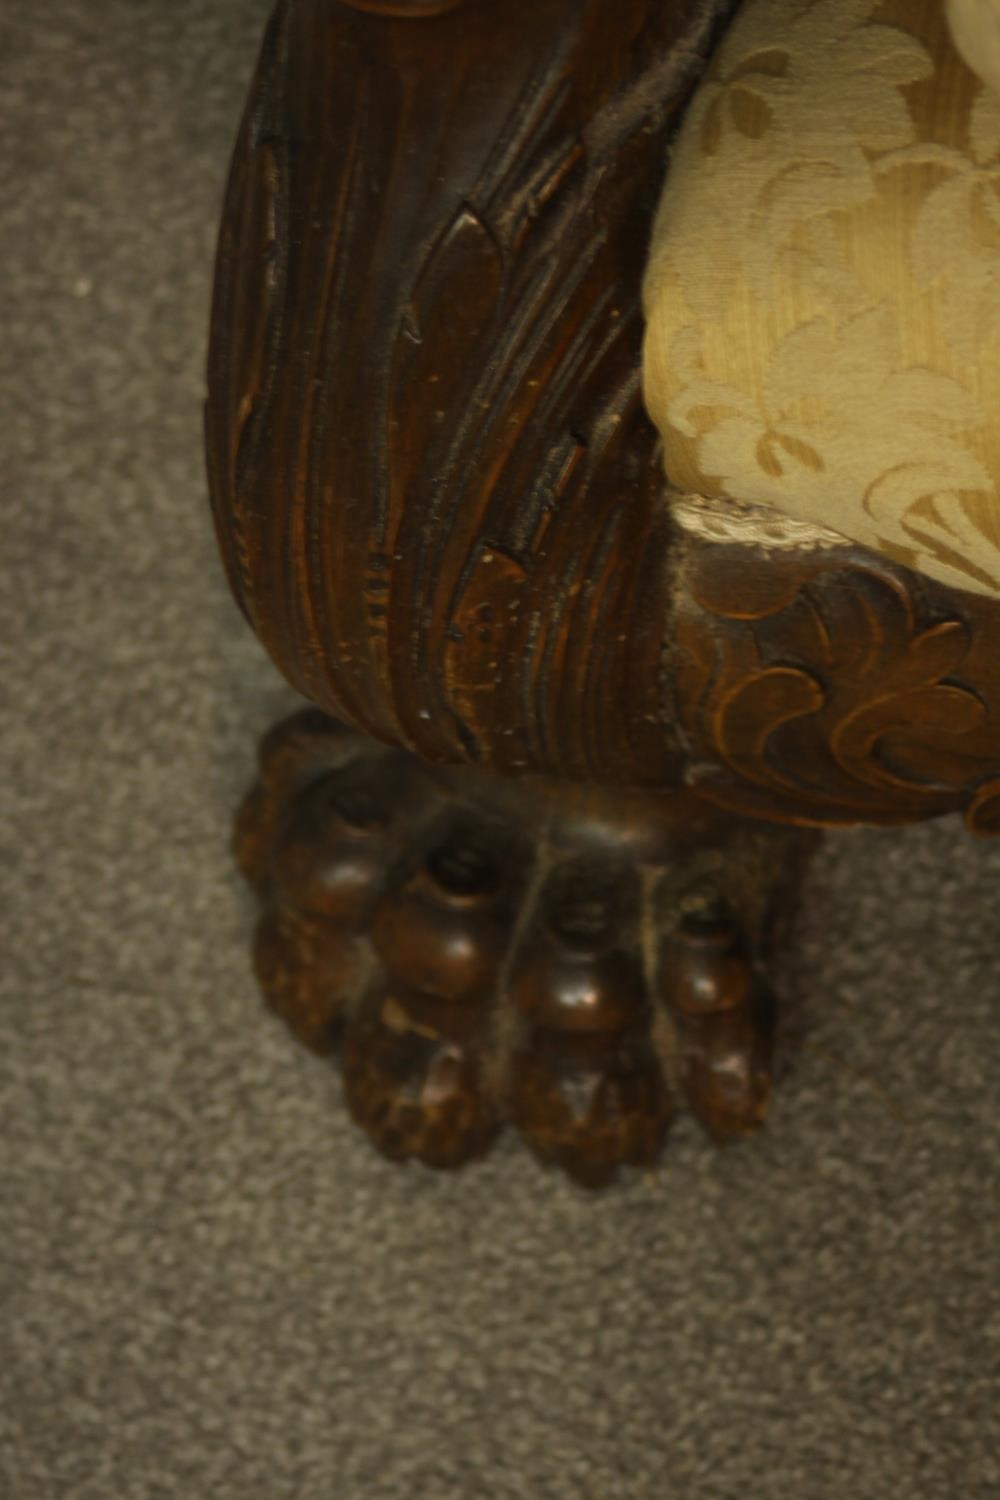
<box><xmin>208</xmin><ymin>0</ymin><xmax>1000</xmax><ymax>822</ymax></box>
<box><xmin>671</xmin><ymin>534</ymin><xmax>1000</xmax><ymax>833</ymax></box>
<box><xmin>236</xmin><ymin>711</ymin><xmax>811</xmax><ymax>1183</ymax></box>
<box><xmin>206</xmin><ymin>0</ymin><xmax>737</xmax><ymax>784</ymax></box>
<box><xmin>207</xmin><ymin>0</ymin><xmax>1000</xmax><ymax>1180</ymax></box>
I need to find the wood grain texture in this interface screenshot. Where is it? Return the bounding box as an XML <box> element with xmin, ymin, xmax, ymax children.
<box><xmin>206</xmin><ymin>0</ymin><xmax>737</xmax><ymax>784</ymax></box>
<box><xmin>207</xmin><ymin>0</ymin><xmax>1000</xmax><ymax>835</ymax></box>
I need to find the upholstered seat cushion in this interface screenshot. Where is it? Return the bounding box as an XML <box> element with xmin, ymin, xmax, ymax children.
<box><xmin>643</xmin><ymin>0</ymin><xmax>1000</xmax><ymax>597</ymax></box>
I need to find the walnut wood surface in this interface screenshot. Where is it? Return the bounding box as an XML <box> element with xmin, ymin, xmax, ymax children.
<box><xmin>236</xmin><ymin>710</ymin><xmax>809</xmax><ymax>1183</ymax></box>
<box><xmin>206</xmin><ymin>0</ymin><xmax>736</xmax><ymax>784</ymax></box>
<box><xmin>206</xmin><ymin>0</ymin><xmax>1000</xmax><ymax>1180</ymax></box>
<box><xmin>671</xmin><ymin>533</ymin><xmax>1000</xmax><ymax>832</ymax></box>
<box><xmin>207</xmin><ymin>0</ymin><xmax>1000</xmax><ymax>832</ymax></box>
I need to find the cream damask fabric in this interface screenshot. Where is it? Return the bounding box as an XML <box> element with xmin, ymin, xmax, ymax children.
<box><xmin>948</xmin><ymin>0</ymin><xmax>1000</xmax><ymax>94</ymax></box>
<box><xmin>643</xmin><ymin>0</ymin><xmax>1000</xmax><ymax>596</ymax></box>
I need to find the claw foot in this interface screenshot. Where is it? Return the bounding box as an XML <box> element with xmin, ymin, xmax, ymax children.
<box><xmin>236</xmin><ymin>711</ymin><xmax>815</xmax><ymax>1185</ymax></box>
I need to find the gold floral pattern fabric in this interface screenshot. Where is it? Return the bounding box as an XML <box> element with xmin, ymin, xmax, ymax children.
<box><xmin>643</xmin><ymin>0</ymin><xmax>1000</xmax><ymax>596</ymax></box>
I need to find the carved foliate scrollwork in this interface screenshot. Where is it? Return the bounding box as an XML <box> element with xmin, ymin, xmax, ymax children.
<box><xmin>206</xmin><ymin>0</ymin><xmax>738</xmax><ymax>784</ymax></box>
<box><xmin>207</xmin><ymin>0</ymin><xmax>1000</xmax><ymax>835</ymax></box>
<box><xmin>671</xmin><ymin>531</ymin><xmax>1000</xmax><ymax>831</ymax></box>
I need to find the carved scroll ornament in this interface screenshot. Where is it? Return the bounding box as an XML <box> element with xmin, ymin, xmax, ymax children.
<box><xmin>670</xmin><ymin>527</ymin><xmax>1000</xmax><ymax>835</ymax></box>
<box><xmin>207</xmin><ymin>0</ymin><xmax>1000</xmax><ymax>835</ymax></box>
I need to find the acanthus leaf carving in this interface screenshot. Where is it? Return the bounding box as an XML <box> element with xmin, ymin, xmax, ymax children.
<box><xmin>673</xmin><ymin>538</ymin><xmax>1000</xmax><ymax>828</ymax></box>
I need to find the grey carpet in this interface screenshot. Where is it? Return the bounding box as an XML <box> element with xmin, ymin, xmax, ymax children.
<box><xmin>1</xmin><ymin>3</ymin><xmax>997</xmax><ymax>1496</ymax></box>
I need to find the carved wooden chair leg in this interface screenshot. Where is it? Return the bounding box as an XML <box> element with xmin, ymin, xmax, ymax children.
<box><xmin>206</xmin><ymin>0</ymin><xmax>1000</xmax><ymax>1181</ymax></box>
